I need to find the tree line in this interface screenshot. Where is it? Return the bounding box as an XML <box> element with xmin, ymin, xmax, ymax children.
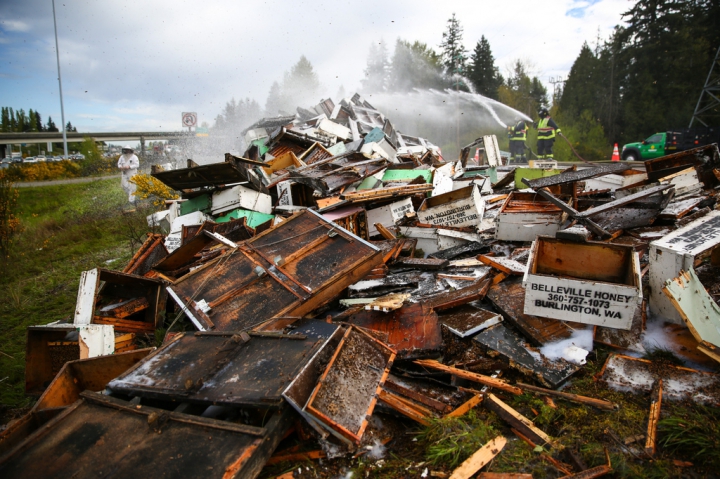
<box><xmin>212</xmin><ymin>0</ymin><xmax>719</xmax><ymax>161</ymax></box>
<box><xmin>1</xmin><ymin>107</ymin><xmax>76</xmax><ymax>134</ymax></box>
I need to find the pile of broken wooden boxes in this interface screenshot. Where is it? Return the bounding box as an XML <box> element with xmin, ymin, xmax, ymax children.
<box><xmin>7</xmin><ymin>100</ymin><xmax>720</xmax><ymax>478</ymax></box>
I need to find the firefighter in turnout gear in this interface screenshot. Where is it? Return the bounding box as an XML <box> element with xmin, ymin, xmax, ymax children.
<box><xmin>507</xmin><ymin>118</ymin><xmax>528</xmax><ymax>163</ymax></box>
<box><xmin>534</xmin><ymin>107</ymin><xmax>560</xmax><ymax>160</ymax></box>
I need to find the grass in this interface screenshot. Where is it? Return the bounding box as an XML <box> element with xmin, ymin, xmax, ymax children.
<box><xmin>0</xmin><ymin>178</ymin><xmax>155</xmax><ymax>410</ymax></box>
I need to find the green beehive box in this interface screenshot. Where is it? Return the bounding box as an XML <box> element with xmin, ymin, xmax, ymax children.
<box><xmin>180</xmin><ymin>193</ymin><xmax>212</xmax><ymax>216</ymax></box>
<box><xmin>215</xmin><ymin>209</ymin><xmax>275</xmax><ymax>228</ymax></box>
<box><xmin>381</xmin><ymin>169</ymin><xmax>432</xmax><ymax>183</ymax></box>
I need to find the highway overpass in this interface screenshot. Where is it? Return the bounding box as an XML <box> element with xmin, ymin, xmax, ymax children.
<box><xmin>0</xmin><ymin>131</ymin><xmax>188</xmax><ymax>157</ymax></box>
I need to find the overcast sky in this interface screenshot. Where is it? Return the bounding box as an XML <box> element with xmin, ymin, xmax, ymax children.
<box><xmin>0</xmin><ymin>0</ymin><xmax>632</xmax><ymax>133</ymax></box>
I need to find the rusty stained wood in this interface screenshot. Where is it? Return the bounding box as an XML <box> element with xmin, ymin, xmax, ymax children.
<box><xmin>123</xmin><ymin>234</ymin><xmax>168</xmax><ymax>277</ymax></box>
<box><xmin>478</xmin><ymin>255</ymin><xmax>527</xmax><ymax>275</ymax></box>
<box><xmin>487</xmin><ymin>279</ymin><xmax>572</xmax><ymax>346</ymax></box>
<box><xmin>484</xmin><ymin>393</ymin><xmax>554</xmax><ymax>446</ymax></box>
<box><xmin>305</xmin><ymin>326</ymin><xmax>396</xmax><ymax>445</ymax></box>
<box><xmin>108</xmin><ymin>333</ymin><xmax>320</xmax><ymax>408</ymax></box>
<box><xmin>289</xmin><ymin>153</ymin><xmax>388</xmax><ymax>195</ymax></box>
<box><xmin>439</xmin><ymin>304</ymin><xmax>503</xmax><ymax>338</ymax></box>
<box><xmin>515</xmin><ymin>382</ymin><xmax>616</xmax><ymax>410</ymax></box>
<box><xmin>448</xmin><ymin>436</ymin><xmax>507</xmax><ymax>479</ymax></box>
<box><xmin>645</xmin><ymin>379</ymin><xmax>663</xmax><ymax>456</ymax></box>
<box><xmin>0</xmin><ymin>392</ymin><xmax>294</xmax><ymax>479</ymax></box>
<box><xmin>377</xmin><ymin>388</ymin><xmax>432</xmax><ymax>425</ymax></box>
<box><xmin>152</xmin><ymin>155</ymin><xmax>268</xmax><ymax>194</ymax></box>
<box><xmin>347</xmin><ymin>302</ymin><xmax>442</xmax><ymax>360</ymax></box>
<box><xmin>644</xmin><ymin>143</ymin><xmax>720</xmax><ymax>187</ymax></box>
<box><xmin>424</xmin><ymin>275</ymin><xmax>492</xmax><ymax>312</ymax></box>
<box><xmin>97</xmin><ymin>297</ymin><xmax>149</xmax><ymax>318</ymax></box>
<box><xmin>341</xmin><ymin>183</ymin><xmax>434</xmax><ymax>202</ymax></box>
<box><xmin>170</xmin><ymin>210</ymin><xmax>382</xmax><ymax>331</ymax></box>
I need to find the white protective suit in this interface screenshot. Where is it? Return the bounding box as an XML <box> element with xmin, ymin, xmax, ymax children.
<box><xmin>118</xmin><ymin>152</ymin><xmax>140</xmax><ymax>202</ymax></box>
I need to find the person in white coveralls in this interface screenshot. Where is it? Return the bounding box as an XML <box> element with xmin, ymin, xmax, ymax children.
<box><xmin>117</xmin><ymin>146</ymin><xmax>140</xmax><ymax>203</ymax></box>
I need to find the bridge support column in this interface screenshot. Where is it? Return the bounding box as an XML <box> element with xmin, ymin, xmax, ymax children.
<box><xmin>140</xmin><ymin>137</ymin><xmax>145</xmax><ymax>158</ymax></box>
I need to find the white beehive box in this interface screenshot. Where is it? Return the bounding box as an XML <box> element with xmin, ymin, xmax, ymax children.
<box><xmin>584</xmin><ymin>170</ymin><xmax>647</xmax><ymax>192</ymax></box>
<box><xmin>495</xmin><ymin>192</ymin><xmax>564</xmax><ymax>242</ymax></box>
<box><xmin>523</xmin><ymin>236</ymin><xmax>642</xmax><ymax>330</ymax></box>
<box><xmin>417</xmin><ymin>185</ymin><xmax>485</xmax><ymax>232</ymax></box>
<box><xmin>398</xmin><ymin>227</ymin><xmax>482</xmax><ymax>255</ymax></box>
<box><xmin>366</xmin><ymin>198</ymin><xmax>414</xmax><ymax>237</ymax></box>
<box><xmin>211</xmin><ymin>184</ymin><xmax>272</xmax><ymax>216</ymax></box>
<box><xmin>649</xmin><ymin>210</ymin><xmax>720</xmax><ymax>323</ymax></box>
<box><xmin>164</xmin><ymin>211</ymin><xmax>211</xmax><ymax>252</ymax></box>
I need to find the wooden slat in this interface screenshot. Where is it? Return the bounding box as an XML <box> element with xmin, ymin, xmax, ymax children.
<box><xmin>448</xmin><ymin>436</ymin><xmax>507</xmax><ymax>479</ymax></box>
<box><xmin>645</xmin><ymin>379</ymin><xmax>663</xmax><ymax>456</ymax></box>
<box><xmin>414</xmin><ymin>360</ymin><xmax>522</xmax><ymax>395</ymax></box>
<box><xmin>446</xmin><ymin>394</ymin><xmax>483</xmax><ymax>417</ymax></box>
<box><xmin>515</xmin><ymin>382</ymin><xmax>616</xmax><ymax>410</ymax></box>
<box><xmin>484</xmin><ymin>394</ymin><xmax>553</xmax><ymax>446</ymax></box>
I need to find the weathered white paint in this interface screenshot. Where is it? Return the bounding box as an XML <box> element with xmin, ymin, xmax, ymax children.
<box><xmin>277</xmin><ymin>181</ymin><xmax>293</xmax><ymax>206</ymax></box>
<box><xmin>78</xmin><ymin>324</ymin><xmax>115</xmax><ymax>359</ymax></box>
<box><xmin>432</xmin><ymin>166</ymin><xmax>455</xmax><ymax>197</ymax></box>
<box><xmin>524</xmin><ymin>274</ymin><xmax>642</xmax><ymax>329</ymax></box>
<box><xmin>584</xmin><ymin>171</ymin><xmax>647</xmax><ymax>192</ymax></box>
<box><xmin>74</xmin><ymin>269</ymin><xmax>99</xmax><ymax>326</ymax></box>
<box><xmin>167</xmin><ymin>286</ymin><xmax>207</xmax><ymax>331</ymax></box>
<box><xmin>164</xmin><ymin>211</ymin><xmax>212</xmax><ymax>252</ymax></box>
<box><xmin>317</xmin><ymin>118</ymin><xmax>352</xmax><ymax>141</ymax></box>
<box><xmin>443</xmin><ymin>311</ymin><xmax>502</xmax><ymax>338</ymax></box>
<box><xmin>663</xmin><ymin>269</ymin><xmax>720</xmax><ymax>356</ymax></box>
<box><xmin>649</xmin><ymin>210</ymin><xmax>720</xmax><ymax>323</ymax></box>
<box><xmin>211</xmin><ymin>185</ymin><xmax>272</xmax><ymax>216</ymax></box>
<box><xmin>417</xmin><ymin>185</ymin><xmax>485</xmax><ymax>231</ymax></box>
<box><xmin>398</xmin><ymin>227</ymin><xmax>481</xmax><ymax>255</ymax></box>
<box><xmin>452</xmin><ymin>177</ymin><xmax>492</xmax><ymax>194</ymax></box>
<box><xmin>366</xmin><ymin>198</ymin><xmax>414</xmax><ymax>237</ymax></box>
<box><xmin>483</xmin><ymin>135</ymin><xmax>501</xmax><ymax>167</ymax></box>
<box><xmin>495</xmin><ymin>212</ymin><xmax>562</xmax><ymax>242</ymax></box>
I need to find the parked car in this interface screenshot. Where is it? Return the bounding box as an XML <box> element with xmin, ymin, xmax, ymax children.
<box><xmin>35</xmin><ymin>155</ymin><xmax>47</xmax><ymax>162</ymax></box>
<box><xmin>23</xmin><ymin>156</ymin><xmax>38</xmax><ymax>163</ymax></box>
<box><xmin>0</xmin><ymin>158</ymin><xmax>11</xmax><ymax>169</ymax></box>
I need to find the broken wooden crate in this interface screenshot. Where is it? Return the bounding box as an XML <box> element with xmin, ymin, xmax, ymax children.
<box><xmin>523</xmin><ymin>236</ymin><xmax>642</xmax><ymax>330</ymax></box>
<box><xmin>648</xmin><ymin>210</ymin><xmax>720</xmax><ymax>323</ymax></box>
<box><xmin>24</xmin><ymin>323</ymin><xmax>133</xmax><ymax>396</ymax></box>
<box><xmin>108</xmin><ymin>331</ymin><xmax>322</xmax><ymax>408</ymax></box>
<box><xmin>167</xmin><ymin>209</ymin><xmax>382</xmax><ymax>331</ymax></box>
<box><xmin>0</xmin><ymin>392</ymin><xmax>293</xmax><ymax>479</ymax></box>
<box><xmin>304</xmin><ymin>326</ymin><xmax>395</xmax><ymax>445</ymax></box>
<box><xmin>417</xmin><ymin>184</ymin><xmax>485</xmax><ymax>232</ymax></box>
<box><xmin>494</xmin><ymin>192</ymin><xmax>564</xmax><ymax>242</ymax></box>
<box><xmin>662</xmin><ymin>268</ymin><xmax>720</xmax><ymax>363</ymax></box>
<box><xmin>74</xmin><ymin>267</ymin><xmax>167</xmax><ymax>333</ymax></box>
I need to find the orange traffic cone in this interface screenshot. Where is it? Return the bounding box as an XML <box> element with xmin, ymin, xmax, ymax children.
<box><xmin>611</xmin><ymin>143</ymin><xmax>620</xmax><ymax>162</ymax></box>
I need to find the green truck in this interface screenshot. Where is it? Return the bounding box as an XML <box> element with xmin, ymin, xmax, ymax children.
<box><xmin>621</xmin><ymin>127</ymin><xmax>720</xmax><ymax>161</ymax></box>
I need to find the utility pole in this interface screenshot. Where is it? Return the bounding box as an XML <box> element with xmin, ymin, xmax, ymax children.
<box><xmin>52</xmin><ymin>0</ymin><xmax>68</xmax><ymax>158</ymax></box>
<box><xmin>548</xmin><ymin>76</ymin><xmax>566</xmax><ymax>104</ymax></box>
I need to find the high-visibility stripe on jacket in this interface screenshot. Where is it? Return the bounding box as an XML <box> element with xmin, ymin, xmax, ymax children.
<box><xmin>537</xmin><ymin>118</ymin><xmax>558</xmax><ymax>139</ymax></box>
<box><xmin>510</xmin><ymin>121</ymin><xmax>527</xmax><ymax>141</ymax></box>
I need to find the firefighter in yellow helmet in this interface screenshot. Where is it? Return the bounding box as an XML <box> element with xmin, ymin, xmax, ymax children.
<box><xmin>534</xmin><ymin>107</ymin><xmax>560</xmax><ymax>160</ymax></box>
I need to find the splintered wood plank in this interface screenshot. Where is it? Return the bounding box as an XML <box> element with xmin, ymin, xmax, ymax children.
<box><xmin>364</xmin><ymin>293</ymin><xmax>410</xmax><ymax>312</ymax></box>
<box><xmin>92</xmin><ymin>316</ymin><xmax>154</xmax><ymax>333</ymax></box>
<box><xmin>446</xmin><ymin>394</ymin><xmax>483</xmax><ymax>417</ymax></box>
<box><xmin>477</xmin><ymin>473</ymin><xmax>533</xmax><ymax>479</ymax></box>
<box><xmin>98</xmin><ymin>297</ymin><xmax>149</xmax><ymax>318</ymax></box>
<box><xmin>515</xmin><ymin>382</ymin><xmax>615</xmax><ymax>411</ymax></box>
<box><xmin>425</xmin><ymin>275</ymin><xmax>492</xmax><ymax>311</ymax></box>
<box><xmin>484</xmin><ymin>394</ymin><xmax>553</xmax><ymax>446</ymax></box>
<box><xmin>342</xmin><ymin>184</ymin><xmax>433</xmax><ymax>202</ymax></box>
<box><xmin>478</xmin><ymin>255</ymin><xmax>526</xmax><ymax>275</ymax></box>
<box><xmin>645</xmin><ymin>379</ymin><xmax>663</xmax><ymax>456</ymax></box>
<box><xmin>377</xmin><ymin>388</ymin><xmax>432</xmax><ymax>426</ymax></box>
<box><xmin>486</xmin><ymin>279</ymin><xmax>572</xmax><ymax>346</ymax></box>
<box><xmin>375</xmin><ymin>222</ymin><xmax>397</xmax><ymax>240</ymax></box>
<box><xmin>448</xmin><ymin>436</ymin><xmax>507</xmax><ymax>479</ymax></box>
<box><xmin>414</xmin><ymin>360</ymin><xmax>521</xmax><ymax>395</ymax></box>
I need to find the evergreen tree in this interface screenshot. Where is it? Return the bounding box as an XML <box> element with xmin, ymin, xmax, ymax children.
<box><xmin>15</xmin><ymin>109</ymin><xmax>27</xmax><ymax>132</ymax></box>
<box><xmin>439</xmin><ymin>13</ymin><xmax>467</xmax><ymax>75</ymax></box>
<box><xmin>34</xmin><ymin>111</ymin><xmax>43</xmax><ymax>132</ymax></box>
<box><xmin>66</xmin><ymin>121</ymin><xmax>76</xmax><ymax>132</ymax></box>
<box><xmin>362</xmin><ymin>39</ymin><xmax>390</xmax><ymax>93</ymax></box>
<box><xmin>282</xmin><ymin>55</ymin><xmax>321</xmax><ymax>111</ymax></box>
<box><xmin>264</xmin><ymin>81</ymin><xmax>286</xmax><ymax>116</ymax></box>
<box><xmin>389</xmin><ymin>39</ymin><xmax>446</xmax><ymax>92</ymax></box>
<box><xmin>468</xmin><ymin>36</ymin><xmax>503</xmax><ymax>99</ymax></box>
<box><xmin>1</xmin><ymin>108</ymin><xmax>9</xmax><ymax>132</ymax></box>
<box><xmin>46</xmin><ymin>116</ymin><xmax>58</xmax><ymax>132</ymax></box>
<box><xmin>497</xmin><ymin>61</ymin><xmax>547</xmax><ymax>118</ymax></box>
